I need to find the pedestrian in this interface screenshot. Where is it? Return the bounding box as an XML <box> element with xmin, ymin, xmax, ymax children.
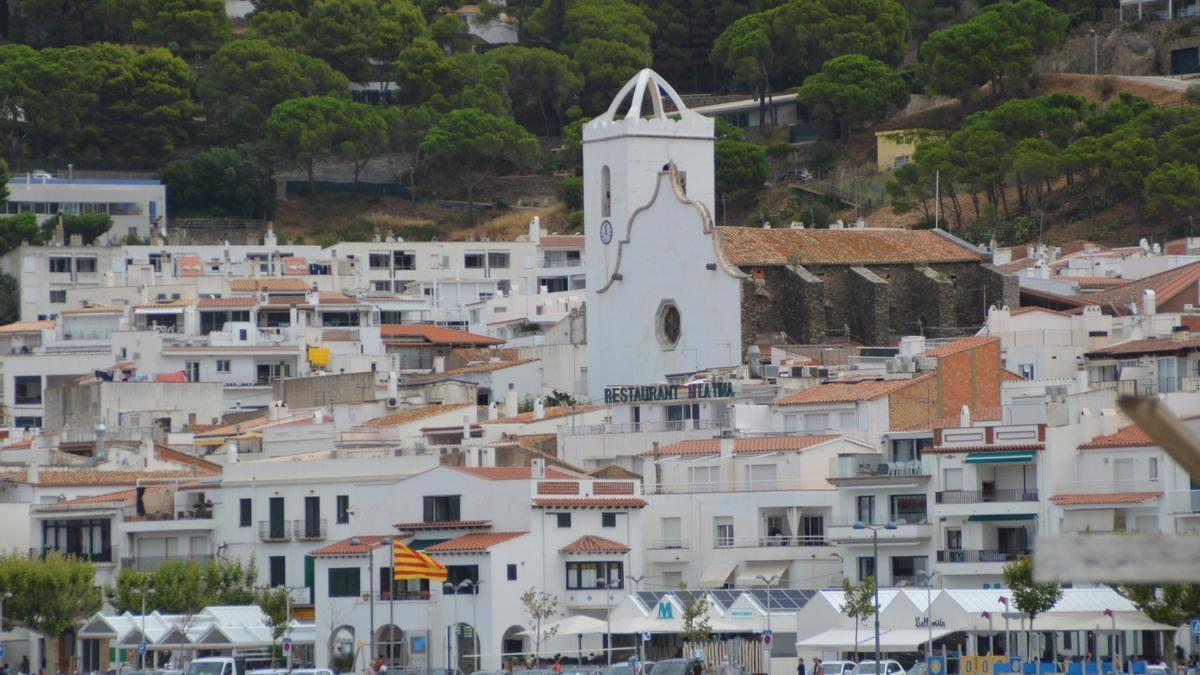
<box><xmin>553</xmin><ymin>659</ymin><xmax>562</xmax><ymax>675</ymax></box>
<box><xmin>691</xmin><ymin>659</ymin><xmax>704</xmax><ymax>675</ymax></box>
<box><xmin>814</xmin><ymin>659</ymin><xmax>824</xmax><ymax>675</ymax></box>
<box><xmin>797</xmin><ymin>658</ymin><xmax>806</xmax><ymax>675</ymax></box>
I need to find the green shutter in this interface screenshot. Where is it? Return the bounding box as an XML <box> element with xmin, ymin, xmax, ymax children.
<box><xmin>305</xmin><ymin>555</ymin><xmax>314</xmax><ymax>588</ymax></box>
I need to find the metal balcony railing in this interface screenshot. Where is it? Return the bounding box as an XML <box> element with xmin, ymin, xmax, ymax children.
<box><xmin>936</xmin><ymin>489</ymin><xmax>1039</xmax><ymax>504</ymax></box>
<box><xmin>294</xmin><ymin>519</ymin><xmax>327</xmax><ymax>541</ymax></box>
<box><xmin>937</xmin><ymin>549</ymin><xmax>1031</xmax><ymax>563</ymax></box>
<box><xmin>646</xmin><ymin>538</ymin><xmax>690</xmax><ymax>550</ymax></box>
<box><xmin>259</xmin><ymin>520</ymin><xmax>292</xmax><ymax>542</ymax></box>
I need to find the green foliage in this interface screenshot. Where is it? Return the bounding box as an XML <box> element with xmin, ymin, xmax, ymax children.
<box><xmin>394</xmin><ymin>41</ymin><xmax>512</xmax><ymax>115</ymax></box>
<box><xmin>266</xmin><ymin>96</ymin><xmax>354</xmax><ymax>192</ymax></box>
<box><xmin>108</xmin><ymin>558</ymin><xmax>259</xmax><ymax>614</ymax></box>
<box><xmin>40</xmin><ymin>213</ymin><xmax>114</xmax><ymax>245</ymax></box>
<box><xmin>1002</xmin><ymin>555</ymin><xmax>1063</xmax><ymax>625</ymax></box>
<box><xmin>339</xmin><ymin>102</ymin><xmax>390</xmax><ymax>187</ymax></box>
<box><xmin>0</xmin><ymin>273</ymin><xmax>20</xmax><ymax>325</ymax></box>
<box><xmin>521</xmin><ymin>587</ymin><xmax>559</xmax><ymax>657</ymax></box>
<box><xmin>160</xmin><ymin>146</ymin><xmax>276</xmax><ymax>218</ymax></box>
<box><xmin>133</xmin><ymin>0</ymin><xmax>232</xmax><ymax>55</ymax></box>
<box><xmin>0</xmin><ymin>552</ymin><xmax>103</xmax><ymax>639</ymax></box>
<box><xmin>486</xmin><ymin>46</ymin><xmax>582</xmax><ymax>134</ymax></box>
<box><xmin>0</xmin><ymin>159</ymin><xmax>8</xmax><ymax>206</ymax></box>
<box><xmin>258</xmin><ymin>586</ymin><xmax>292</xmax><ymax>667</ymax></box>
<box><xmin>715</xmin><ymin>139</ymin><xmax>769</xmax><ymax>194</ymax></box>
<box><xmin>919</xmin><ymin>0</ymin><xmax>1069</xmax><ymax>101</ymax></box>
<box><xmin>558</xmin><ymin>118</ymin><xmax>588</xmax><ymax>172</ymax></box>
<box><xmin>1121</xmin><ymin>585</ymin><xmax>1200</xmax><ymax>667</ymax></box>
<box><xmin>1145</xmin><ymin>161</ymin><xmax>1200</xmax><ymax>217</ymax></box>
<box><xmin>0</xmin><ymin>43</ymin><xmax>196</xmax><ymax>159</ymax></box>
<box><xmin>711</xmin><ymin>0</ymin><xmax>909</xmax><ymax>101</ymax></box>
<box><xmin>558</xmin><ymin>175</ymin><xmax>584</xmax><ymax>210</ymax></box>
<box><xmin>200</xmin><ymin>40</ymin><xmax>351</xmax><ymax>143</ymax></box>
<box><xmin>545</xmin><ymin>389</ymin><xmax>581</xmax><ymax>406</ymax></box>
<box><xmin>421</xmin><ymin>108</ymin><xmax>540</xmax><ymax>224</ymax></box>
<box><xmin>679</xmin><ymin>582</ymin><xmax>712</xmax><ymax>642</ymax></box>
<box><xmin>0</xmin><ymin>214</ymin><xmax>46</xmax><ymax>254</ymax></box>
<box><xmin>796</xmin><ymin>54</ymin><xmax>908</xmax><ymax>136</ymax></box>
<box><xmin>841</xmin><ymin>576</ymin><xmax>875</xmax><ymax>659</ymax></box>
<box><xmin>9</xmin><ymin>0</ymin><xmax>136</xmax><ymax>47</ymax></box>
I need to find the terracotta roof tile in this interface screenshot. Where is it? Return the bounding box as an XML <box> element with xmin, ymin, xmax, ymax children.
<box><xmin>425</xmin><ymin>531</ymin><xmax>525</xmax><ymax>552</ymax></box>
<box><xmin>1066</xmin><ymin>276</ymin><xmax>1130</xmax><ymax>288</ymax></box>
<box><xmin>227</xmin><ymin>278</ymin><xmax>310</xmax><ymax>292</ymax></box>
<box><xmin>1082</xmin><ymin>261</ymin><xmax>1200</xmax><ymax>314</ymax></box>
<box><xmin>282</xmin><ymin>257</ymin><xmax>309</xmax><ymax>275</ymax></box>
<box><xmin>532</xmin><ymin>497</ymin><xmax>648</xmax><ymax>508</ymax></box>
<box><xmin>3</xmin><ymin>438</ymin><xmax>34</xmax><ymax>449</ymax></box>
<box><xmin>1050</xmin><ymin>492</ymin><xmax>1161</xmax><ymax>505</ymax></box>
<box><xmin>1085</xmin><ymin>336</ymin><xmax>1200</xmax><ymax>357</ymax></box>
<box><xmin>926</xmin><ymin>442</ymin><xmax>1044</xmax><ymax>454</ymax></box>
<box><xmin>1079</xmin><ymin>423</ymin><xmax>1156</xmax><ymax>449</ymax></box>
<box><xmin>1002</xmin><ymin>369</ymin><xmax>1027</xmax><ymax>382</ymax></box>
<box><xmin>1009</xmin><ymin>307</ymin><xmax>1070</xmax><ymax>317</ymax></box>
<box><xmin>452</xmin><ymin>466</ymin><xmax>586</xmax><ymax>481</ymax></box>
<box><xmin>197</xmin><ymin>297</ymin><xmax>258</xmax><ymax>308</ymax></box>
<box><xmin>1</xmin><ymin>469</ymin><xmax>218</xmax><ymax>486</ymax></box>
<box><xmin>0</xmin><ymin>320</ymin><xmax>55</xmax><ymax>333</ymax></box>
<box><xmin>177</xmin><ymin>255</ymin><xmax>203</xmax><ymax>277</ymax></box>
<box><xmin>560</xmin><ymin>534</ymin><xmax>630</xmax><ymax>554</ymax></box>
<box><xmin>641</xmin><ymin>435</ymin><xmax>842</xmax><ymax>456</ymax></box>
<box><xmin>310</xmin><ymin>535</ymin><xmax>393</xmax><ymax>556</ymax></box>
<box><xmin>771</xmin><ymin>374</ymin><xmax>932</xmax><ymax>406</ymax></box>
<box><xmin>134</xmin><ymin>299</ymin><xmax>193</xmax><ymax>309</ymax></box>
<box><xmin>381</xmin><ymin>324</ymin><xmax>504</xmax><ymax>346</ymax></box>
<box><xmin>360</xmin><ymin>403</ymin><xmax>475</xmax><ymax>427</ymax></box>
<box><xmin>925</xmin><ymin>336</ymin><xmax>999</xmax><ymax>357</ymax></box>
<box><xmin>392</xmin><ymin>519</ymin><xmax>493</xmax><ymax>531</ymax></box>
<box><xmin>318</xmin><ymin>292</ymin><xmax>358</xmax><ymax>304</ymax></box>
<box><xmin>539</xmin><ymin>235</ymin><xmax>584</xmax><ymax>248</ymax></box>
<box><xmin>60</xmin><ymin>305</ymin><xmax>125</xmax><ymax>315</ymax></box>
<box><xmin>717</xmin><ymin>227</ymin><xmax>985</xmax><ymax>266</ymax></box>
<box><xmin>481</xmin><ymin>404</ymin><xmax>605</xmax><ymax>425</ymax></box>
<box><xmin>63</xmin><ymin>486</ymin><xmax>169</xmax><ymax>506</ymax></box>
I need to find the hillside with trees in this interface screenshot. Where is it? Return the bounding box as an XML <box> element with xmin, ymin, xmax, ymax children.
<box><xmin>0</xmin><ymin>0</ymin><xmax>1195</xmax><ymax>243</ymax></box>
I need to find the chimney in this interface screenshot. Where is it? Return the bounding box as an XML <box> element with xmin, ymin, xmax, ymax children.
<box><xmin>434</xmin><ymin>356</ymin><xmax>446</xmax><ymax>373</ymax></box>
<box><xmin>488</xmin><ymin>401</ymin><xmax>499</xmax><ymax>420</ymax></box>
<box><xmin>387</xmin><ymin>371</ymin><xmax>399</xmax><ymax>400</ymax></box>
<box><xmin>528</xmin><ymin>216</ymin><xmax>541</xmax><ymax>244</ymax></box>
<box><xmin>506</xmin><ymin>384</ymin><xmax>518</xmax><ymax>418</ymax></box>
<box><xmin>465</xmin><ymin>446</ymin><xmax>479</xmax><ymax>467</ymax></box>
<box><xmin>719</xmin><ymin>434</ymin><xmax>735</xmax><ymax>459</ymax></box>
<box><xmin>228</xmin><ymin>441</ymin><xmax>239</xmax><ymax>463</ymax></box>
<box><xmin>1143</xmin><ymin>289</ymin><xmax>1156</xmax><ymax>316</ymax></box>
<box><xmin>27</xmin><ymin>462</ymin><xmax>39</xmax><ymax>484</ymax></box>
<box><xmin>1075</xmin><ymin>370</ymin><xmax>1089</xmax><ymax>392</ymax></box>
<box><xmin>531</xmin><ymin>457</ymin><xmax>546</xmax><ymax>479</ymax></box>
<box><xmin>959</xmin><ymin>405</ymin><xmax>971</xmax><ymax>428</ymax></box>
<box><xmin>1172</xmin><ymin>325</ymin><xmax>1190</xmax><ymax>343</ymax></box>
<box><xmin>95</xmin><ymin>421</ymin><xmax>107</xmax><ymax>461</ymax></box>
<box><xmin>313</xmin><ymin>409</ymin><xmax>323</xmax><ymax>424</ymax></box>
<box><xmin>462</xmin><ymin>415</ymin><xmax>472</xmax><ymax>445</ymax></box>
<box><xmin>899</xmin><ymin>336</ymin><xmax>926</xmax><ymax>357</ymax></box>
<box><xmin>534</xmin><ymin>396</ymin><xmax>545</xmax><ymax>420</ymax></box>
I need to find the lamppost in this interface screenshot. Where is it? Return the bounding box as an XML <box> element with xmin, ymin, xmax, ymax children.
<box><xmin>756</xmin><ymin>575</ymin><xmax>780</xmax><ymax>668</ymax></box>
<box><xmin>366</xmin><ymin>537</ymin><xmax>392</xmax><ymax>667</ymax></box>
<box><xmin>598</xmin><ymin>579</ymin><xmax>613</xmax><ymax>665</ymax></box>
<box><xmin>0</xmin><ymin>591</ymin><xmax>12</xmax><ymax>667</ymax></box>
<box><xmin>918</xmin><ymin>572</ymin><xmax>940</xmax><ymax>659</ymax></box>
<box><xmin>853</xmin><ymin>521</ymin><xmax>897</xmax><ymax>673</ymax></box>
<box><xmin>464</xmin><ymin>580</ymin><xmax>483</xmax><ymax>674</ymax></box>
<box><xmin>628</xmin><ymin>576</ymin><xmax>646</xmax><ymax>667</ymax></box>
<box><xmin>275</xmin><ymin>585</ymin><xmax>303</xmax><ymax>672</ymax></box>
<box><xmin>444</xmin><ymin>579</ymin><xmax>472</xmax><ymax>672</ymax></box>
<box><xmin>135</xmin><ymin>587</ymin><xmax>156</xmax><ymax>669</ymax></box>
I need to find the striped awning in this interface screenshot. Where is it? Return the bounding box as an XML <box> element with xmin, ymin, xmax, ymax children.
<box><xmin>965</xmin><ymin>451</ymin><xmax>1035</xmax><ymax>464</ymax></box>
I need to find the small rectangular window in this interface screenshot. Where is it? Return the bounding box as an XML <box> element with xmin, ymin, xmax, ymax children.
<box><xmin>328</xmin><ymin>568</ymin><xmax>360</xmax><ymax>597</ymax></box>
<box><xmin>49</xmin><ymin>257</ymin><xmax>71</xmax><ymax>273</ymax></box>
<box><xmin>75</xmin><ymin>258</ymin><xmax>97</xmax><ymax>273</ymax></box>
<box><xmin>487</xmin><ymin>252</ymin><xmax>510</xmax><ymax>269</ymax></box>
<box><xmin>337</xmin><ymin>495</ymin><xmax>350</xmax><ymax>523</ymax></box>
<box><xmin>49</xmin><ymin>289</ymin><xmax>66</xmax><ymax>303</ymax></box>
<box><xmin>269</xmin><ymin>556</ymin><xmax>286</xmax><ymax>588</ymax></box>
<box><xmin>507</xmin><ymin>564</ymin><xmax>517</xmax><ymax>581</ymax></box>
<box><xmin>1150</xmin><ymin>457</ymin><xmax>1159</xmax><ymax>480</ymax></box>
<box><xmin>556</xmin><ymin>513</ymin><xmax>572</xmax><ymax>528</ymax></box>
<box><xmin>464</xmin><ymin>253</ymin><xmax>485</xmax><ymax>269</ymax></box>
<box><xmin>239</xmin><ymin>498</ymin><xmax>252</xmax><ymax>527</ymax></box>
<box><xmin>215</xmin><ymin>360</ymin><xmax>231</xmax><ymax>373</ymax></box>
<box><xmin>602</xmin><ymin>513</ymin><xmax>617</xmax><ymax>528</ymax></box>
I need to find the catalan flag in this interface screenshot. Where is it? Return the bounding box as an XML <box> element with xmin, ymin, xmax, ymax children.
<box><xmin>393</xmin><ymin>541</ymin><xmax>448</xmax><ymax>581</ymax></box>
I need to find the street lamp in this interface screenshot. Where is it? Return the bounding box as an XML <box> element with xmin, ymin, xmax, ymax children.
<box><xmin>444</xmin><ymin>579</ymin><xmax>472</xmax><ymax>672</ymax></box>
<box><xmin>756</xmin><ymin>575</ymin><xmax>780</xmax><ymax>667</ymax></box>
<box><xmin>918</xmin><ymin>572</ymin><xmax>940</xmax><ymax>659</ymax></box>
<box><xmin>598</xmin><ymin>579</ymin><xmax>614</xmax><ymax>665</ymax></box>
<box><xmin>135</xmin><ymin>587</ymin><xmax>156</xmax><ymax>669</ymax></box>
<box><xmin>463</xmin><ymin>580</ymin><xmax>483</xmax><ymax>674</ymax></box>
<box><xmin>628</xmin><ymin>576</ymin><xmax>646</xmax><ymax>667</ymax></box>
<box><xmin>853</xmin><ymin>521</ymin><xmax>897</xmax><ymax>674</ymax></box>
<box><xmin>365</xmin><ymin>537</ymin><xmax>392</xmax><ymax>668</ymax></box>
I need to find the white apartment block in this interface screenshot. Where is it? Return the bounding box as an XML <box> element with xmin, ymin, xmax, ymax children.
<box><xmin>4</xmin><ymin>176</ymin><xmax>166</xmax><ymax>245</ymax></box>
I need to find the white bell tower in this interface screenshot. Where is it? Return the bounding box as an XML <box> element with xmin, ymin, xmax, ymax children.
<box><xmin>582</xmin><ymin>69</ymin><xmax>715</xmax><ymax>293</ymax></box>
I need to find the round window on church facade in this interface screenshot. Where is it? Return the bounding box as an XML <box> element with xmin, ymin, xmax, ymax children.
<box><xmin>656</xmin><ymin>301</ymin><xmax>681</xmax><ymax>349</ymax></box>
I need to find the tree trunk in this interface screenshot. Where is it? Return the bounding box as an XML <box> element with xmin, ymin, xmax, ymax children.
<box><xmin>466</xmin><ymin>179</ymin><xmax>476</xmax><ymax>227</ymax></box>
<box><xmin>307</xmin><ymin>160</ymin><xmax>316</xmax><ymax>196</ymax></box>
<box><xmin>353</xmin><ymin>160</ymin><xmax>363</xmax><ymax>193</ymax></box>
<box><xmin>410</xmin><ymin>147</ymin><xmax>421</xmax><ymax>205</ymax></box>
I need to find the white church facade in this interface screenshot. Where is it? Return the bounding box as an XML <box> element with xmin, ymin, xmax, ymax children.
<box><xmin>584</xmin><ymin>69</ymin><xmax>746</xmax><ymax>401</ymax></box>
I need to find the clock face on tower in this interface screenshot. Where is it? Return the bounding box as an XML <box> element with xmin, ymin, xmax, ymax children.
<box><xmin>599</xmin><ymin>219</ymin><xmax>613</xmax><ymax>245</ymax></box>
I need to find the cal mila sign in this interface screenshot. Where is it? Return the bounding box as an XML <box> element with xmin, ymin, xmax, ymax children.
<box><xmin>604</xmin><ymin>380</ymin><xmax>733</xmax><ymax>404</ymax></box>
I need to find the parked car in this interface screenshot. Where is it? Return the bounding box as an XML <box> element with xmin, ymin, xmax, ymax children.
<box><xmin>821</xmin><ymin>661</ymin><xmax>857</xmax><ymax>675</ymax></box>
<box><xmin>647</xmin><ymin>659</ymin><xmax>690</xmax><ymax>675</ymax></box>
<box><xmin>291</xmin><ymin>669</ymin><xmax>337</xmax><ymax>675</ymax></box>
<box><xmin>31</xmin><ymin>170</ymin><xmax>52</xmax><ymax>180</ymax></box>
<box><xmin>1144</xmin><ymin>666</ymin><xmax>1169</xmax><ymax>675</ymax></box>
<box><xmin>852</xmin><ymin>661</ymin><xmax>906</xmax><ymax>675</ymax></box>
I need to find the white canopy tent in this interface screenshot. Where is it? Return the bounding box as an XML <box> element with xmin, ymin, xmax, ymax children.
<box><xmin>519</xmin><ymin>616</ymin><xmax>610</xmax><ymax>637</ymax></box>
<box><xmin>797</xmin><ymin>628</ymin><xmax>955</xmax><ymax>651</ymax></box>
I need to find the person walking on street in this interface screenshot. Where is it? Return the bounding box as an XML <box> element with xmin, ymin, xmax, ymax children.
<box><xmin>798</xmin><ymin>658</ymin><xmax>806</xmax><ymax>675</ymax></box>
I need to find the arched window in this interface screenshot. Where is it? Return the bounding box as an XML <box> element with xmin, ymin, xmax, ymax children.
<box><xmin>601</xmin><ymin>165</ymin><xmax>611</xmax><ymax>217</ymax></box>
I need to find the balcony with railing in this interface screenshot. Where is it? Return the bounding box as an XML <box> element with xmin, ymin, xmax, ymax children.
<box><xmin>294</xmin><ymin>518</ymin><xmax>328</xmax><ymax>541</ymax></box>
<box><xmin>937</xmin><ymin>549</ymin><xmax>1031</xmax><ymax>564</ymax></box>
<box><xmin>646</xmin><ymin>538</ymin><xmax>690</xmax><ymax>550</ymax></box>
<box><xmin>646</xmin><ymin>477</ymin><xmax>834</xmax><ymax>495</ymax></box>
<box><xmin>37</xmin><ymin>544</ymin><xmax>116</xmax><ymax>564</ymax></box>
<box><xmin>936</xmin><ymin>489</ymin><xmax>1039</xmax><ymax>504</ymax></box>
<box><xmin>1053</xmin><ymin>479</ymin><xmax>1163</xmax><ymax>500</ymax></box>
<box><xmin>120</xmin><ymin>553</ymin><xmax>212</xmax><ymax>571</ymax></box>
<box><xmin>826</xmin><ymin>517</ymin><xmax>932</xmax><ymax>544</ymax></box>
<box><xmin>373</xmin><ymin>590</ymin><xmax>434</xmax><ymax>601</ymax></box>
<box><xmin>561</xmin><ymin>420</ymin><xmax>724</xmax><ymax>436</ymax></box>
<box><xmin>259</xmin><ymin>520</ymin><xmax>292</xmax><ymax>542</ymax></box>
<box><xmin>717</xmin><ymin>535</ymin><xmax>830</xmax><ymax>548</ymax></box>
<box><xmin>828</xmin><ymin>454</ymin><xmax>935</xmax><ymax>484</ymax></box>
<box><xmin>1165</xmin><ymin>489</ymin><xmax>1200</xmax><ymax>515</ymax></box>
